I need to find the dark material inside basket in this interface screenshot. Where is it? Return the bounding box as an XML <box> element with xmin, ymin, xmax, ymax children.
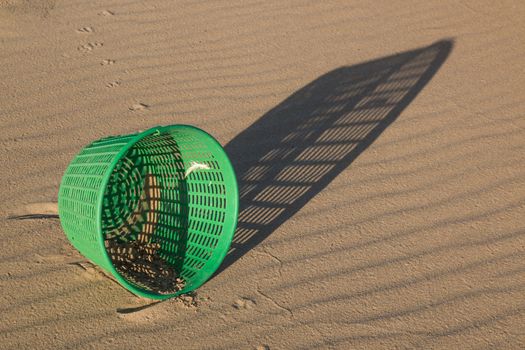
<box><xmin>101</xmin><ymin>133</ymin><xmax>188</xmax><ymax>294</ymax></box>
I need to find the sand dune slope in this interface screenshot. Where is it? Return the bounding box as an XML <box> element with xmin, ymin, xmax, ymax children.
<box><xmin>1</xmin><ymin>1</ymin><xmax>524</xmax><ymax>349</ymax></box>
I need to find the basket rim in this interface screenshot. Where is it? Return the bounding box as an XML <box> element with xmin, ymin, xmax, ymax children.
<box><xmin>95</xmin><ymin>124</ymin><xmax>239</xmax><ymax>299</ymax></box>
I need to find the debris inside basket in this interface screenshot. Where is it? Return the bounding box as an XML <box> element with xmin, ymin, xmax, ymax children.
<box><xmin>105</xmin><ymin>238</ymin><xmax>185</xmax><ymax>294</ymax></box>
<box><xmin>104</xmin><ymin>173</ymin><xmax>185</xmax><ymax>295</ymax></box>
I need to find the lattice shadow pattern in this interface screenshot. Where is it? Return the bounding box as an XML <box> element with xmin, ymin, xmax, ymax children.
<box><xmin>220</xmin><ymin>40</ymin><xmax>453</xmax><ymax>271</ymax></box>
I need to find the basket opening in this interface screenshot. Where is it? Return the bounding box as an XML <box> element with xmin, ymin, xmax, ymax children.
<box><xmin>101</xmin><ymin>132</ymin><xmax>190</xmax><ymax>294</ymax></box>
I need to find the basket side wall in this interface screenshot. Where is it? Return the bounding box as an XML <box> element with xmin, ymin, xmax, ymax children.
<box><xmin>58</xmin><ymin>134</ymin><xmax>137</xmax><ymax>272</ymax></box>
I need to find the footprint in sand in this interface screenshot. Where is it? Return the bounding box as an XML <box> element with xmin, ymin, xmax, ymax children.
<box><xmin>76</xmin><ymin>26</ymin><xmax>94</xmax><ymax>34</ymax></box>
<box><xmin>233</xmin><ymin>297</ymin><xmax>256</xmax><ymax>310</ymax></box>
<box><xmin>178</xmin><ymin>293</ymin><xmax>200</xmax><ymax>308</ymax></box>
<box><xmin>72</xmin><ymin>262</ymin><xmax>107</xmax><ymax>282</ymax></box>
<box><xmin>129</xmin><ymin>103</ymin><xmax>149</xmax><ymax>111</ymax></box>
<box><xmin>9</xmin><ymin>202</ymin><xmax>58</xmax><ymax>220</ymax></box>
<box><xmin>101</xmin><ymin>59</ymin><xmax>115</xmax><ymax>65</ymax></box>
<box><xmin>33</xmin><ymin>252</ymin><xmax>85</xmax><ymax>265</ymax></box>
<box><xmin>256</xmin><ymin>346</ymin><xmax>270</xmax><ymax>350</ymax></box>
<box><xmin>117</xmin><ymin>302</ymin><xmax>170</xmax><ymax>323</ymax></box>
<box><xmin>78</xmin><ymin>42</ymin><xmax>103</xmax><ymax>53</ymax></box>
<box><xmin>106</xmin><ymin>81</ymin><xmax>121</xmax><ymax>88</ymax></box>
<box><xmin>99</xmin><ymin>10</ymin><xmax>115</xmax><ymax>16</ymax></box>
<box><xmin>117</xmin><ymin>293</ymin><xmax>199</xmax><ymax>323</ymax></box>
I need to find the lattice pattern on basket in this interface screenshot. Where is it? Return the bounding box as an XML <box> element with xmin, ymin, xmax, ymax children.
<box><xmin>59</xmin><ymin>134</ymin><xmax>137</xmax><ymax>265</ymax></box>
<box><xmin>101</xmin><ymin>131</ymin><xmax>228</xmax><ymax>293</ymax></box>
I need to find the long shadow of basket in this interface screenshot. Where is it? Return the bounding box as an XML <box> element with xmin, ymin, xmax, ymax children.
<box><xmin>220</xmin><ymin>39</ymin><xmax>453</xmax><ymax>272</ymax></box>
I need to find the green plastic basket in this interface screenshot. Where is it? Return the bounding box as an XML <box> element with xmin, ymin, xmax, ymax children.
<box><xmin>58</xmin><ymin>125</ymin><xmax>238</xmax><ymax>299</ymax></box>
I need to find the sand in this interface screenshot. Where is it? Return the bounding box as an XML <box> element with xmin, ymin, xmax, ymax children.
<box><xmin>1</xmin><ymin>0</ymin><xmax>524</xmax><ymax>349</ymax></box>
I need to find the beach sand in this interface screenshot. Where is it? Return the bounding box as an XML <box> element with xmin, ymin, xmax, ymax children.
<box><xmin>1</xmin><ymin>1</ymin><xmax>524</xmax><ymax>348</ymax></box>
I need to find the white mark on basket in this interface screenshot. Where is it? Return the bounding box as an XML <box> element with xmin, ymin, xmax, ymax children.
<box><xmin>184</xmin><ymin>162</ymin><xmax>211</xmax><ymax>179</ymax></box>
